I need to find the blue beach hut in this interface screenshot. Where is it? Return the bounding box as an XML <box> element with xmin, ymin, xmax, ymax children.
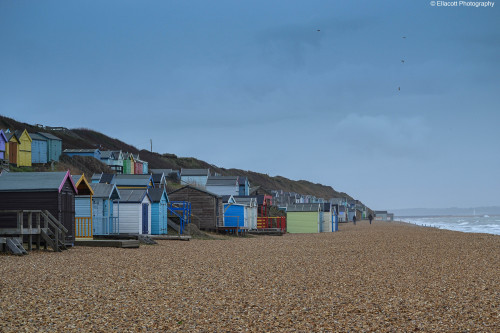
<box><xmin>223</xmin><ymin>202</ymin><xmax>247</xmax><ymax>230</ymax></box>
<box><xmin>90</xmin><ymin>183</ymin><xmax>121</xmax><ymax>235</ymax></box>
<box><xmin>30</xmin><ymin>133</ymin><xmax>48</xmax><ymax>164</ymax></box>
<box><xmin>63</xmin><ymin>149</ymin><xmax>101</xmax><ymax>160</ymax></box>
<box><xmin>148</xmin><ymin>188</ymin><xmax>169</xmax><ymax>235</ymax></box>
<box><xmin>37</xmin><ymin>132</ymin><xmax>62</xmax><ymax>162</ymax></box>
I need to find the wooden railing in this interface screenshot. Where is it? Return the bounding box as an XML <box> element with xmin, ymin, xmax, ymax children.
<box><xmin>0</xmin><ymin>210</ymin><xmax>67</xmax><ymax>252</ymax></box>
<box><xmin>257</xmin><ymin>216</ymin><xmax>286</xmax><ymax>232</ymax></box>
<box><xmin>75</xmin><ymin>217</ymin><xmax>93</xmax><ymax>238</ymax></box>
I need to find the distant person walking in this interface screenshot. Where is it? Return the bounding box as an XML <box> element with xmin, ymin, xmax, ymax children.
<box><xmin>353</xmin><ymin>215</ymin><xmax>356</xmax><ymax>225</ymax></box>
<box><xmin>368</xmin><ymin>214</ymin><xmax>373</xmax><ymax>225</ymax></box>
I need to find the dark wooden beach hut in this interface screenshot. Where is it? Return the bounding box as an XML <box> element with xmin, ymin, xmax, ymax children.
<box><xmin>168</xmin><ymin>185</ymin><xmax>223</xmax><ymax>231</ymax></box>
<box><xmin>0</xmin><ymin>171</ymin><xmax>78</xmax><ymax>245</ymax></box>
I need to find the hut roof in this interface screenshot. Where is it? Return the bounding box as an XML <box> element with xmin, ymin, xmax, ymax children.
<box><xmin>286</xmin><ymin>203</ymin><xmax>322</xmax><ymax>212</ymax></box>
<box><xmin>118</xmin><ymin>189</ymin><xmax>150</xmax><ymax>203</ymax></box>
<box><xmin>37</xmin><ymin>132</ymin><xmax>61</xmax><ymax>141</ymax></box>
<box><xmin>206</xmin><ymin>176</ymin><xmax>238</xmax><ymax>186</ymax></box>
<box><xmin>222</xmin><ymin>195</ymin><xmax>235</xmax><ymax>203</ymax></box>
<box><xmin>233</xmin><ymin>197</ymin><xmax>255</xmax><ymax>206</ymax></box>
<box><xmin>168</xmin><ymin>184</ymin><xmax>221</xmax><ymax>198</ymax></box>
<box><xmin>100</xmin><ymin>173</ymin><xmax>115</xmax><ymax>184</ymax></box>
<box><xmin>181</xmin><ymin>168</ymin><xmax>210</xmax><ymax>176</ymax></box>
<box><xmin>90</xmin><ymin>183</ymin><xmax>121</xmax><ymax>200</ymax></box>
<box><xmin>0</xmin><ymin>130</ymin><xmax>7</xmax><ymax>143</ymax></box>
<box><xmin>29</xmin><ymin>133</ymin><xmax>47</xmax><ymax>141</ymax></box>
<box><xmin>100</xmin><ymin>151</ymin><xmax>115</xmax><ymax>159</ymax></box>
<box><xmin>63</xmin><ymin>149</ymin><xmax>99</xmax><ymax>153</ymax></box>
<box><xmin>3</xmin><ymin>131</ymin><xmax>20</xmax><ymax>143</ymax></box>
<box><xmin>0</xmin><ymin>171</ymin><xmax>77</xmax><ymax>193</ymax></box>
<box><xmin>152</xmin><ymin>173</ymin><xmax>165</xmax><ymax>183</ymax></box>
<box><xmin>92</xmin><ymin>173</ymin><xmax>102</xmax><ymax>182</ymax></box>
<box><xmin>114</xmin><ymin>174</ymin><xmax>153</xmax><ymax>187</ymax></box>
<box><xmin>71</xmin><ymin>174</ymin><xmax>94</xmax><ymax>196</ymax></box>
<box><xmin>147</xmin><ymin>188</ymin><xmax>168</xmax><ymax>203</ymax></box>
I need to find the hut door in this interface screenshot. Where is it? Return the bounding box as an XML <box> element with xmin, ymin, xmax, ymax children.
<box><xmin>8</xmin><ymin>142</ymin><xmax>17</xmax><ymax>164</ymax></box>
<box><xmin>142</xmin><ymin>203</ymin><xmax>149</xmax><ymax>234</ymax></box>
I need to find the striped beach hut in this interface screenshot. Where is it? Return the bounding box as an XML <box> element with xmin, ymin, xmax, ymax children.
<box><xmin>115</xmin><ymin>189</ymin><xmax>152</xmax><ymax>235</ymax></box>
<box><xmin>148</xmin><ymin>188</ymin><xmax>168</xmax><ymax>235</ymax></box>
<box><xmin>90</xmin><ymin>183</ymin><xmax>121</xmax><ymax>235</ymax></box>
<box><xmin>72</xmin><ymin>174</ymin><xmax>94</xmax><ymax>238</ymax></box>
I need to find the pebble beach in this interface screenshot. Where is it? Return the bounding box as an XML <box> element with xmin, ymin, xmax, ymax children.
<box><xmin>1</xmin><ymin>221</ymin><xmax>499</xmax><ymax>332</ymax></box>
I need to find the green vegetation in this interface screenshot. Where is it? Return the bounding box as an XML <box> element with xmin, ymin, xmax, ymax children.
<box><xmin>0</xmin><ymin>114</ymin><xmax>353</xmax><ymax>200</ymax></box>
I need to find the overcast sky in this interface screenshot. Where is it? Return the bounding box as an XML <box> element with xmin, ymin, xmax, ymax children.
<box><xmin>1</xmin><ymin>0</ymin><xmax>499</xmax><ymax>210</ymax></box>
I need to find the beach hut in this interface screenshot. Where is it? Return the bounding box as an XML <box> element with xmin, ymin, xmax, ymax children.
<box><xmin>90</xmin><ymin>183</ymin><xmax>121</xmax><ymax>235</ymax></box>
<box><xmin>3</xmin><ymin>130</ymin><xmax>20</xmax><ymax>165</ymax></box>
<box><xmin>151</xmin><ymin>172</ymin><xmax>166</xmax><ymax>190</ymax></box>
<box><xmin>205</xmin><ymin>176</ymin><xmax>239</xmax><ymax>196</ymax></box>
<box><xmin>72</xmin><ymin>174</ymin><xmax>94</xmax><ymax>238</ymax></box>
<box><xmin>36</xmin><ymin>132</ymin><xmax>62</xmax><ymax>162</ymax></box>
<box><xmin>151</xmin><ymin>169</ymin><xmax>179</xmax><ymax>183</ymax></box>
<box><xmin>100</xmin><ymin>151</ymin><xmax>116</xmax><ymax>166</ymax></box>
<box><xmin>0</xmin><ymin>129</ymin><xmax>7</xmax><ymax>161</ymax></box>
<box><xmin>134</xmin><ymin>159</ymin><xmax>143</xmax><ymax>174</ymax></box>
<box><xmin>113</xmin><ymin>174</ymin><xmax>154</xmax><ymax>189</ymax></box>
<box><xmin>180</xmin><ymin>169</ymin><xmax>210</xmax><ymax>187</ymax></box>
<box><xmin>286</xmin><ymin>203</ymin><xmax>333</xmax><ymax>233</ymax></box>
<box><xmin>13</xmin><ymin>129</ymin><xmax>32</xmax><ymax>167</ymax></box>
<box><xmin>0</xmin><ymin>171</ymin><xmax>78</xmax><ymax>245</ymax></box>
<box><xmin>233</xmin><ymin>196</ymin><xmax>258</xmax><ymax>230</ymax></box>
<box><xmin>374</xmin><ymin>211</ymin><xmax>388</xmax><ymax>221</ymax></box>
<box><xmin>109</xmin><ymin>150</ymin><xmax>124</xmax><ymax>173</ymax></box>
<box><xmin>115</xmin><ymin>189</ymin><xmax>151</xmax><ymax>234</ymax></box>
<box><xmin>30</xmin><ymin>133</ymin><xmax>48</xmax><ymax>164</ymax></box>
<box><xmin>168</xmin><ymin>185</ymin><xmax>223</xmax><ymax>231</ymax></box>
<box><xmin>63</xmin><ymin>149</ymin><xmax>101</xmax><ymax>161</ymax></box>
<box><xmin>148</xmin><ymin>188</ymin><xmax>169</xmax><ymax>235</ymax></box>
<box><xmin>223</xmin><ymin>202</ymin><xmax>247</xmax><ymax>231</ymax></box>
<box><xmin>123</xmin><ymin>153</ymin><xmax>135</xmax><ymax>174</ymax></box>
<box><xmin>238</xmin><ymin>177</ymin><xmax>250</xmax><ymax>196</ymax></box>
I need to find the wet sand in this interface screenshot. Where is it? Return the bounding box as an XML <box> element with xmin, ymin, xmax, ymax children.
<box><xmin>1</xmin><ymin>221</ymin><xmax>499</xmax><ymax>332</ymax></box>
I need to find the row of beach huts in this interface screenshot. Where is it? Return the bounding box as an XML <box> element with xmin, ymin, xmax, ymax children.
<box><xmin>0</xmin><ymin>128</ymin><xmax>151</xmax><ymax>175</ymax></box>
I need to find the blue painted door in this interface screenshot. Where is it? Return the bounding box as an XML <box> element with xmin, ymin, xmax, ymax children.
<box><xmin>142</xmin><ymin>203</ymin><xmax>149</xmax><ymax>234</ymax></box>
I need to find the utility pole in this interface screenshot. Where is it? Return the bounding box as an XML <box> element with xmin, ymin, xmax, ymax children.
<box><xmin>150</xmin><ymin>139</ymin><xmax>152</xmax><ymax>153</ymax></box>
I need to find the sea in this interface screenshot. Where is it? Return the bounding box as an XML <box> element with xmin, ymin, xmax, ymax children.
<box><xmin>397</xmin><ymin>215</ymin><xmax>500</xmax><ymax>236</ymax></box>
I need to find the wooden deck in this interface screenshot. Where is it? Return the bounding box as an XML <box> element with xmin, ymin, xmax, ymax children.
<box><xmin>74</xmin><ymin>239</ymin><xmax>140</xmax><ymax>248</ymax></box>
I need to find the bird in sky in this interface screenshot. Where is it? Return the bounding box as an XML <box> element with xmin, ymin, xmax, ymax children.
<box><xmin>401</xmin><ymin>60</ymin><xmax>405</xmax><ymax>64</ymax></box>
<box><xmin>398</xmin><ymin>87</ymin><xmax>401</xmax><ymax>91</ymax></box>
<box><xmin>402</xmin><ymin>36</ymin><xmax>406</xmax><ymax>39</ymax></box>
<box><xmin>317</xmin><ymin>29</ymin><xmax>320</xmax><ymax>32</ymax></box>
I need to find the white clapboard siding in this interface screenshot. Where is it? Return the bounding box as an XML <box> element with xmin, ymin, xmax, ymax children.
<box><xmin>116</xmin><ymin>196</ymin><xmax>152</xmax><ymax>234</ymax></box>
